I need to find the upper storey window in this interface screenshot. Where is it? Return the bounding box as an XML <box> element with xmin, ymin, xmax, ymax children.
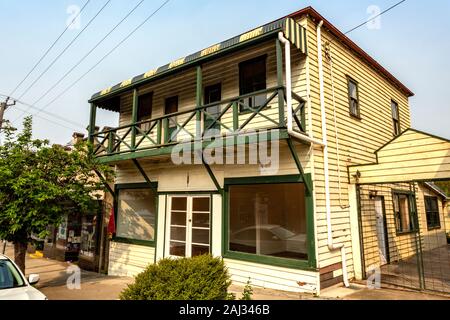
<box><xmin>391</xmin><ymin>100</ymin><xmax>401</xmax><ymax>136</ymax></box>
<box><xmin>347</xmin><ymin>77</ymin><xmax>360</xmax><ymax>118</ymax></box>
<box><xmin>239</xmin><ymin>55</ymin><xmax>267</xmax><ymax>113</ymax></box>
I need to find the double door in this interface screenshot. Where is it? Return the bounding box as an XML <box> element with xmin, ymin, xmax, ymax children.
<box><xmin>166</xmin><ymin>196</ymin><xmax>211</xmax><ymax>258</ymax></box>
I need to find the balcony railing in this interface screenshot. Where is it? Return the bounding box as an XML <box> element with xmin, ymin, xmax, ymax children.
<box><xmin>91</xmin><ymin>86</ymin><xmax>306</xmax><ymax>158</ymax></box>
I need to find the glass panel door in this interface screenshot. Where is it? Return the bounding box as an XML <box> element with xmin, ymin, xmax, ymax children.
<box><xmin>167</xmin><ymin>196</ymin><xmax>211</xmax><ymax>258</ymax></box>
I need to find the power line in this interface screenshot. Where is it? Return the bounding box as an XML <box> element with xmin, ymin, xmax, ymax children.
<box><xmin>34</xmin><ymin>0</ymin><xmax>171</xmax><ymax>118</ymax></box>
<box><xmin>345</xmin><ymin>0</ymin><xmax>407</xmax><ymax>35</ymax></box>
<box><xmin>0</xmin><ymin>94</ymin><xmax>85</xmax><ymax>129</ymax></box>
<box><xmin>8</xmin><ymin>0</ymin><xmax>91</xmax><ymax>97</ymax></box>
<box><xmin>15</xmin><ymin>0</ymin><xmax>112</xmax><ymax>102</ymax></box>
<box><xmin>31</xmin><ymin>0</ymin><xmax>147</xmax><ymax>108</ymax></box>
<box><xmin>3</xmin><ymin>104</ymin><xmax>82</xmax><ymax>132</ymax></box>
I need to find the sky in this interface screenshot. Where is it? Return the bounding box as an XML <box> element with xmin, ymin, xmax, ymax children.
<box><xmin>0</xmin><ymin>0</ymin><xmax>449</xmax><ymax>144</ymax></box>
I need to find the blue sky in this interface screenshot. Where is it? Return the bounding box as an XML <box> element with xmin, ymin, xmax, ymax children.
<box><xmin>0</xmin><ymin>0</ymin><xmax>449</xmax><ymax>144</ymax></box>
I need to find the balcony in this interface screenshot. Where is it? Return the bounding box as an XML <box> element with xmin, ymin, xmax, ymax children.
<box><xmin>91</xmin><ymin>86</ymin><xmax>306</xmax><ymax>164</ymax></box>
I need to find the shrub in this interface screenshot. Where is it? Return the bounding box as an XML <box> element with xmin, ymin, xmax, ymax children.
<box><xmin>120</xmin><ymin>255</ymin><xmax>231</xmax><ymax>300</ymax></box>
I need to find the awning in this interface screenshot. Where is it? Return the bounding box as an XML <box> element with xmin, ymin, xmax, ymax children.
<box><xmin>90</xmin><ymin>17</ymin><xmax>307</xmax><ymax>105</ymax></box>
<box><xmin>348</xmin><ymin>129</ymin><xmax>450</xmax><ymax>184</ymax></box>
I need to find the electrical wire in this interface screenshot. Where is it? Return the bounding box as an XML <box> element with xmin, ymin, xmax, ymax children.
<box><xmin>16</xmin><ymin>0</ymin><xmax>112</xmax><ymax>102</ymax></box>
<box><xmin>8</xmin><ymin>0</ymin><xmax>91</xmax><ymax>97</ymax></box>
<box><xmin>31</xmin><ymin>0</ymin><xmax>147</xmax><ymax>108</ymax></box>
<box><xmin>33</xmin><ymin>0</ymin><xmax>170</xmax><ymax>118</ymax></box>
<box><xmin>0</xmin><ymin>94</ymin><xmax>85</xmax><ymax>129</ymax></box>
<box><xmin>345</xmin><ymin>0</ymin><xmax>407</xmax><ymax>35</ymax></box>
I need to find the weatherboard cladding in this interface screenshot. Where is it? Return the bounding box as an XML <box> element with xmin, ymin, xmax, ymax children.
<box><xmin>90</xmin><ymin>17</ymin><xmax>307</xmax><ymax>103</ymax></box>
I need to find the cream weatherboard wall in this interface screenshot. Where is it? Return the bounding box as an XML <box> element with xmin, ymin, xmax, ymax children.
<box><xmin>358</xmin><ymin>182</ymin><xmax>447</xmax><ymax>273</ymax></box>
<box><xmin>298</xmin><ymin>15</ymin><xmax>412</xmax><ymax>281</ymax></box>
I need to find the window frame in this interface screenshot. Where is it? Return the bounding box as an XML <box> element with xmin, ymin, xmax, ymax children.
<box><xmin>136</xmin><ymin>92</ymin><xmax>153</xmax><ymax>132</ymax></box>
<box><xmin>392</xmin><ymin>190</ymin><xmax>417</xmax><ymax>236</ymax></box>
<box><xmin>424</xmin><ymin>196</ymin><xmax>441</xmax><ymax>230</ymax></box>
<box><xmin>347</xmin><ymin>76</ymin><xmax>361</xmax><ymax>119</ymax></box>
<box><xmin>222</xmin><ymin>174</ymin><xmax>317</xmax><ymax>271</ymax></box>
<box><xmin>391</xmin><ymin>99</ymin><xmax>401</xmax><ymax>136</ymax></box>
<box><xmin>238</xmin><ymin>55</ymin><xmax>268</xmax><ymax>114</ymax></box>
<box><xmin>113</xmin><ymin>182</ymin><xmax>159</xmax><ymax>247</ymax></box>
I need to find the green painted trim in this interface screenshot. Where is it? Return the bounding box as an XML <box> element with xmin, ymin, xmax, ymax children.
<box><xmin>391</xmin><ymin>189</ymin><xmax>419</xmax><ymax>236</ymax></box>
<box><xmin>94</xmin><ymin>169</ymin><xmax>115</xmax><ymax>199</ymax></box>
<box><xmin>113</xmin><ymin>182</ymin><xmax>159</xmax><ymax>246</ymax></box>
<box><xmin>90</xmin><ymin>18</ymin><xmax>308</xmax><ymax>104</ymax></box>
<box><xmin>158</xmin><ymin>191</ymin><xmax>220</xmax><ymax>195</ymax></box>
<box><xmin>222</xmin><ymin>174</ymin><xmax>317</xmax><ymax>270</ymax></box>
<box><xmin>286</xmin><ymin>138</ymin><xmax>312</xmax><ymax>195</ymax></box>
<box><xmin>223</xmin><ymin>251</ymin><xmax>316</xmax><ymax>271</ymax></box>
<box><xmin>96</xmin><ymin>129</ymin><xmax>290</xmax><ymax>164</ymax></box>
<box><xmin>112</xmin><ymin>237</ymin><xmax>155</xmax><ymax>247</ymax></box>
<box><xmin>276</xmin><ymin>38</ymin><xmax>285</xmax><ymax>127</ymax></box>
<box><xmin>131</xmin><ymin>159</ymin><xmax>153</xmax><ymax>186</ymax></box>
<box><xmin>131</xmin><ymin>89</ymin><xmax>138</xmax><ymax>150</ymax></box>
<box><xmin>115</xmin><ymin>182</ymin><xmax>157</xmax><ymax>190</ymax></box>
<box><xmin>88</xmin><ymin>103</ymin><xmax>97</xmax><ymax>143</ymax></box>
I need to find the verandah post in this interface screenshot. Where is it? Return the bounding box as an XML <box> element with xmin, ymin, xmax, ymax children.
<box><xmin>276</xmin><ymin>38</ymin><xmax>285</xmax><ymax>128</ymax></box>
<box><xmin>88</xmin><ymin>103</ymin><xmax>97</xmax><ymax>144</ymax></box>
<box><xmin>196</xmin><ymin>65</ymin><xmax>203</xmax><ymax>139</ymax></box>
<box><xmin>131</xmin><ymin>89</ymin><xmax>138</xmax><ymax>150</ymax></box>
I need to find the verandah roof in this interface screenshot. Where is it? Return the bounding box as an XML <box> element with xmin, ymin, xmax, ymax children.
<box><xmin>89</xmin><ymin>17</ymin><xmax>307</xmax><ymax>107</ymax></box>
<box><xmin>348</xmin><ymin>129</ymin><xmax>450</xmax><ymax>185</ymax></box>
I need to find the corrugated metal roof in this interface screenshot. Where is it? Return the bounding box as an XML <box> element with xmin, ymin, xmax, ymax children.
<box><xmin>90</xmin><ymin>17</ymin><xmax>307</xmax><ymax>105</ymax></box>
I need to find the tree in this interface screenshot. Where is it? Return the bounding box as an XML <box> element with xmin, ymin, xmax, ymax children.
<box><xmin>0</xmin><ymin>117</ymin><xmax>114</xmax><ymax>273</ymax></box>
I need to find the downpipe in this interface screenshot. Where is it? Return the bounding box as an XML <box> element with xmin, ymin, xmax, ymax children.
<box><xmin>277</xmin><ymin>32</ymin><xmax>325</xmax><ymax>147</ymax></box>
<box><xmin>279</xmin><ymin>29</ymin><xmax>348</xmax><ymax>287</ymax></box>
<box><xmin>316</xmin><ymin>21</ymin><xmax>349</xmax><ymax>287</ymax></box>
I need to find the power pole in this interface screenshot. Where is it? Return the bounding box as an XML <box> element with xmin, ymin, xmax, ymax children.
<box><xmin>0</xmin><ymin>97</ymin><xmax>16</xmax><ymax>132</ymax></box>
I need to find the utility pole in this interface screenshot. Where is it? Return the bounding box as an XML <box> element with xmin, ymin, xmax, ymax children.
<box><xmin>0</xmin><ymin>97</ymin><xmax>16</xmax><ymax>132</ymax></box>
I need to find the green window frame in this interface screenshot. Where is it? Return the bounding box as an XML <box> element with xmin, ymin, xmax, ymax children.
<box><xmin>392</xmin><ymin>190</ymin><xmax>417</xmax><ymax>235</ymax></box>
<box><xmin>113</xmin><ymin>182</ymin><xmax>158</xmax><ymax>247</ymax></box>
<box><xmin>222</xmin><ymin>174</ymin><xmax>317</xmax><ymax>271</ymax></box>
<box><xmin>347</xmin><ymin>76</ymin><xmax>360</xmax><ymax>119</ymax></box>
<box><xmin>424</xmin><ymin>196</ymin><xmax>441</xmax><ymax>230</ymax></box>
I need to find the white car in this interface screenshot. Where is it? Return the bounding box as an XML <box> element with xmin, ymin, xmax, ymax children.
<box><xmin>230</xmin><ymin>225</ymin><xmax>308</xmax><ymax>257</ymax></box>
<box><xmin>0</xmin><ymin>254</ymin><xmax>47</xmax><ymax>300</ymax></box>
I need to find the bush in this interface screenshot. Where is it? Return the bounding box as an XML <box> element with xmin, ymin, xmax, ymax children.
<box><xmin>120</xmin><ymin>255</ymin><xmax>231</xmax><ymax>300</ymax></box>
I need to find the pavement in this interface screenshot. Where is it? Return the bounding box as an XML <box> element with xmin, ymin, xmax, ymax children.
<box><xmin>3</xmin><ymin>242</ymin><xmax>450</xmax><ymax>300</ymax></box>
<box><xmin>4</xmin><ymin>243</ymin><xmax>133</xmax><ymax>300</ymax></box>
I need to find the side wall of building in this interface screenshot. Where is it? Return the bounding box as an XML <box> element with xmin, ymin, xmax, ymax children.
<box><xmin>300</xmin><ymin>16</ymin><xmax>411</xmax><ymax>285</ymax></box>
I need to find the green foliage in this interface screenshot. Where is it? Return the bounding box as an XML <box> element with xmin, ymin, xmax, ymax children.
<box><xmin>120</xmin><ymin>255</ymin><xmax>232</xmax><ymax>300</ymax></box>
<box><xmin>435</xmin><ymin>181</ymin><xmax>450</xmax><ymax>197</ymax></box>
<box><xmin>0</xmin><ymin>117</ymin><xmax>114</xmax><ymax>245</ymax></box>
<box><xmin>240</xmin><ymin>279</ymin><xmax>254</xmax><ymax>300</ymax></box>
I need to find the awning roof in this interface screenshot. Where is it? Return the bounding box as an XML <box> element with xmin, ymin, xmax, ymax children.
<box><xmin>348</xmin><ymin>129</ymin><xmax>450</xmax><ymax>185</ymax></box>
<box><xmin>89</xmin><ymin>17</ymin><xmax>307</xmax><ymax>105</ymax></box>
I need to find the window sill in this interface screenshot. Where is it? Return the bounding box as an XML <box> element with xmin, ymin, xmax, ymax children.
<box><xmin>427</xmin><ymin>226</ymin><xmax>442</xmax><ymax>231</ymax></box>
<box><xmin>349</xmin><ymin>113</ymin><xmax>362</xmax><ymax>121</ymax></box>
<box><xmin>395</xmin><ymin>230</ymin><xmax>417</xmax><ymax>236</ymax></box>
<box><xmin>223</xmin><ymin>250</ymin><xmax>317</xmax><ymax>271</ymax></box>
<box><xmin>112</xmin><ymin>237</ymin><xmax>155</xmax><ymax>247</ymax></box>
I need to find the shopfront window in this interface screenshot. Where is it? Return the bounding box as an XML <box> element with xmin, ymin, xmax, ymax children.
<box><xmin>228</xmin><ymin>182</ymin><xmax>308</xmax><ymax>261</ymax></box>
<box><xmin>116</xmin><ymin>188</ymin><xmax>157</xmax><ymax>242</ymax></box>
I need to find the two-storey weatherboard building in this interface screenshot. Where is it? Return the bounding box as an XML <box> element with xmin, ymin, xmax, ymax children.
<box><xmin>87</xmin><ymin>7</ymin><xmax>450</xmax><ymax>295</ymax></box>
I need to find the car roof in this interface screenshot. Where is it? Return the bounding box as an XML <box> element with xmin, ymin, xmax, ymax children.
<box><xmin>0</xmin><ymin>254</ymin><xmax>9</xmax><ymax>260</ymax></box>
